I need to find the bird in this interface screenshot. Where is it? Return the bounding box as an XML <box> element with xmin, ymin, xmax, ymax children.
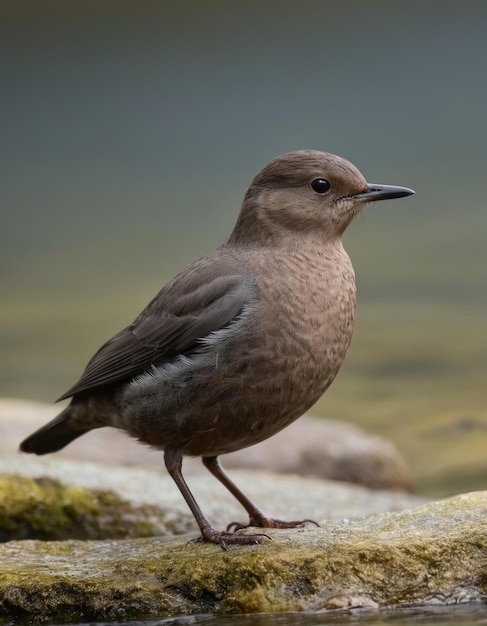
<box><xmin>20</xmin><ymin>150</ymin><xmax>414</xmax><ymax>547</ymax></box>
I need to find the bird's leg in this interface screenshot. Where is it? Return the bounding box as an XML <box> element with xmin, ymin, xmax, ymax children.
<box><xmin>164</xmin><ymin>448</ymin><xmax>270</xmax><ymax>548</ymax></box>
<box><xmin>202</xmin><ymin>456</ymin><xmax>318</xmax><ymax>531</ymax></box>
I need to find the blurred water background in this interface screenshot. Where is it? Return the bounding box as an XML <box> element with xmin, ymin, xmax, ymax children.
<box><xmin>2</xmin><ymin>0</ymin><xmax>487</xmax><ymax>498</ymax></box>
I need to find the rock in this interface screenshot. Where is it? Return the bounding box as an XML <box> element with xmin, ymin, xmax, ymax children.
<box><xmin>2</xmin><ymin>398</ymin><xmax>413</xmax><ymax>491</ymax></box>
<box><xmin>0</xmin><ymin>474</ymin><xmax>184</xmax><ymax>542</ymax></box>
<box><xmin>223</xmin><ymin>415</ymin><xmax>413</xmax><ymax>491</ymax></box>
<box><xmin>0</xmin><ymin>492</ymin><xmax>486</xmax><ymax>620</ymax></box>
<box><xmin>0</xmin><ymin>455</ymin><xmax>425</xmax><ymax>542</ymax></box>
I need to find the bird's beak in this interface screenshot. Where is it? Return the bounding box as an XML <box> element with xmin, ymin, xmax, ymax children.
<box><xmin>353</xmin><ymin>184</ymin><xmax>415</xmax><ymax>202</ymax></box>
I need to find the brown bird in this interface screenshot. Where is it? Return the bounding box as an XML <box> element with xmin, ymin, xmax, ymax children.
<box><xmin>20</xmin><ymin>150</ymin><xmax>414</xmax><ymax>547</ymax></box>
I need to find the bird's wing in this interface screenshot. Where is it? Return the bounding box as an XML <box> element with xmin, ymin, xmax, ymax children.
<box><xmin>58</xmin><ymin>256</ymin><xmax>255</xmax><ymax>400</ymax></box>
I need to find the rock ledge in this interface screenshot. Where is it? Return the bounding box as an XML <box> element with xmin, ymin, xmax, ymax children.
<box><xmin>0</xmin><ymin>492</ymin><xmax>486</xmax><ymax>621</ymax></box>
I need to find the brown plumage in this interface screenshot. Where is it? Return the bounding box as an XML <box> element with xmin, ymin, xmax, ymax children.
<box><xmin>20</xmin><ymin>150</ymin><xmax>414</xmax><ymax>547</ymax></box>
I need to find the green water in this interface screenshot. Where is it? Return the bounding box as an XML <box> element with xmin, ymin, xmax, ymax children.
<box><xmin>2</xmin><ymin>2</ymin><xmax>487</xmax><ymax>500</ymax></box>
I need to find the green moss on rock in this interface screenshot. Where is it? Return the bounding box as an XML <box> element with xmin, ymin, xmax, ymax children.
<box><xmin>1</xmin><ymin>492</ymin><xmax>486</xmax><ymax>621</ymax></box>
<box><xmin>0</xmin><ymin>474</ymin><xmax>179</xmax><ymax>541</ymax></box>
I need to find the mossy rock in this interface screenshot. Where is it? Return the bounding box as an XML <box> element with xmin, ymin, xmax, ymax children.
<box><xmin>0</xmin><ymin>474</ymin><xmax>187</xmax><ymax>541</ymax></box>
<box><xmin>0</xmin><ymin>492</ymin><xmax>486</xmax><ymax>621</ymax></box>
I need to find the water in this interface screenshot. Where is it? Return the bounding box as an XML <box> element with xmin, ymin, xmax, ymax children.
<box><xmin>141</xmin><ymin>605</ymin><xmax>487</xmax><ymax>626</ymax></box>
<box><xmin>13</xmin><ymin>604</ymin><xmax>486</xmax><ymax>626</ymax></box>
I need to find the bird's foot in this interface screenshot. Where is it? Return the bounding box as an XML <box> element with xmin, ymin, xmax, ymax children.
<box><xmin>187</xmin><ymin>528</ymin><xmax>271</xmax><ymax>550</ymax></box>
<box><xmin>227</xmin><ymin>516</ymin><xmax>319</xmax><ymax>532</ymax></box>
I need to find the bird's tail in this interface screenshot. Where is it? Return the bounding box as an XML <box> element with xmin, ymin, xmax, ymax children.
<box><xmin>19</xmin><ymin>405</ymin><xmax>90</xmax><ymax>455</ymax></box>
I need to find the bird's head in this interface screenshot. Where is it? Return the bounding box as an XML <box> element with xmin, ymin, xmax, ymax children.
<box><xmin>229</xmin><ymin>150</ymin><xmax>414</xmax><ymax>247</ymax></box>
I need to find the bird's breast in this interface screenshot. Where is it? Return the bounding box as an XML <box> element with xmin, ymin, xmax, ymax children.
<box><xmin>184</xmin><ymin>244</ymin><xmax>358</xmax><ymax>453</ymax></box>
<box><xmin>248</xmin><ymin>245</ymin><xmax>356</xmax><ymax>395</ymax></box>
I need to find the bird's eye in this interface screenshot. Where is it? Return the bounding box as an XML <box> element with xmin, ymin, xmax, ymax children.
<box><xmin>310</xmin><ymin>178</ymin><xmax>331</xmax><ymax>194</ymax></box>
